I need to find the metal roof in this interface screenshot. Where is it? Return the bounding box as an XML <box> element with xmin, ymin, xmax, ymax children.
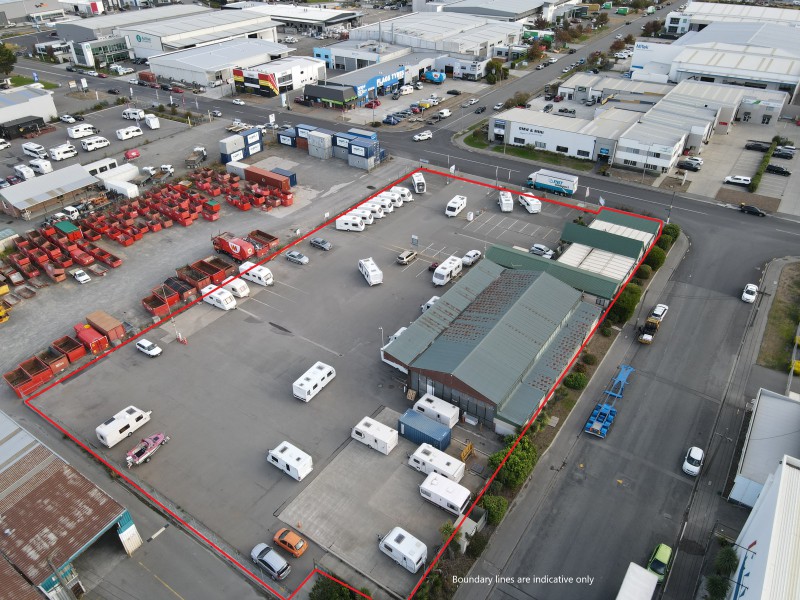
<box><xmin>556</xmin><ymin>244</ymin><xmax>637</xmax><ymax>282</ymax></box>
<box><xmin>441</xmin><ymin>0</ymin><xmax>541</xmax><ymax>20</ymax></box>
<box><xmin>738</xmin><ymin>389</ymin><xmax>800</xmax><ymax>484</ymax></box>
<box><xmin>562</xmin><ymin>221</ymin><xmax>646</xmax><ymax>258</ymax></box>
<box><xmin>149</xmin><ymin>39</ymin><xmax>289</xmax><ymax>71</ymax></box>
<box><xmin>0</xmin><ymin>411</ymin><xmax>125</xmax><ymax>587</ymax></box>
<box><xmin>119</xmin><ymin>9</ymin><xmax>278</xmax><ymax>40</ymax></box>
<box><xmin>330</xmin><ymin>51</ymin><xmax>442</xmax><ymax>86</ymax></box>
<box><xmin>225</xmin><ymin>2</ymin><xmax>363</xmax><ymax>25</ymax></box>
<box><xmin>0</xmin><ymin>86</ymin><xmax>51</xmax><ymax>108</ymax></box>
<box><xmin>351</xmin><ymin>12</ymin><xmax>520</xmax><ymax>44</ymax></box>
<box><xmin>683</xmin><ymin>1</ymin><xmax>800</xmax><ymax>26</ymax></box>
<box><xmin>0</xmin><ymin>164</ymin><xmax>97</xmax><ymax>211</ymax></box>
<box><xmin>594</xmin><ymin>210</ymin><xmax>662</xmax><ymax>236</ymax></box>
<box><xmin>61</xmin><ymin>4</ymin><xmax>210</xmax><ymax>31</ymax></box>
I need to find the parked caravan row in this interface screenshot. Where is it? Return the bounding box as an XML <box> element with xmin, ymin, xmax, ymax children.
<box><xmin>239</xmin><ymin>261</ymin><xmax>273</xmax><ymax>287</ymax></box>
<box><xmin>409</xmin><ymin>443</ymin><xmax>466</xmax><ymax>482</ymax></box>
<box><xmin>201</xmin><ymin>284</ymin><xmax>237</xmax><ymax>310</ymax></box>
<box><xmin>432</xmin><ymin>255</ymin><xmax>463</xmax><ymax>286</ymax></box>
<box><xmin>419</xmin><ymin>472</ymin><xmax>471</xmax><ymax>517</ymax></box>
<box><xmin>413</xmin><ymin>393</ymin><xmax>459</xmax><ymax>428</ymax></box>
<box><xmin>267</xmin><ymin>441</ymin><xmax>313</xmax><ymax>481</ymax></box>
<box><xmin>358</xmin><ymin>257</ymin><xmax>383</xmax><ymax>286</ymax></box>
<box><xmin>519</xmin><ymin>194</ymin><xmax>542</xmax><ymax>214</ymax></box>
<box><xmin>67</xmin><ymin>123</ymin><xmax>98</xmax><ymax>139</ymax></box>
<box><xmin>221</xmin><ymin>276</ymin><xmax>250</xmax><ymax>298</ymax></box>
<box><xmin>335</xmin><ymin>215</ymin><xmax>365</xmax><ymax>231</ymax></box>
<box><xmin>13</xmin><ymin>164</ymin><xmax>35</xmax><ymax>180</ymax></box>
<box><xmin>292</xmin><ymin>361</ymin><xmax>336</xmax><ymax>401</ymax></box>
<box><xmin>122</xmin><ymin>108</ymin><xmax>145</xmax><ymax>121</ymax></box>
<box><xmin>96</xmin><ymin>405</ymin><xmax>152</xmax><ymax>448</ymax></box>
<box><xmin>351</xmin><ymin>416</ymin><xmax>398</xmax><ymax>455</ymax></box>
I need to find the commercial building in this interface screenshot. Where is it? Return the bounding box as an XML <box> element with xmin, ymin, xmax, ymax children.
<box><xmin>71</xmin><ymin>37</ymin><xmax>131</xmax><ymax>68</ymax></box>
<box><xmin>0</xmin><ymin>410</ymin><xmax>142</xmax><ymax>598</ymax></box>
<box><xmin>0</xmin><ymin>164</ymin><xmax>98</xmax><ymax>219</ymax></box>
<box><xmin>34</xmin><ymin>39</ymin><xmax>72</xmax><ymax>63</ymax></box>
<box><xmin>233</xmin><ymin>56</ymin><xmax>326</xmax><ymax>98</ymax></box>
<box><xmin>314</xmin><ymin>39</ymin><xmax>410</xmax><ymax>71</ymax></box>
<box><xmin>118</xmin><ymin>10</ymin><xmax>279</xmax><ymax>58</ymax></box>
<box><xmin>0</xmin><ymin>0</ymin><xmax>65</xmax><ymax>24</ymax></box>
<box><xmin>667</xmin><ymin>0</ymin><xmax>800</xmax><ymax>34</ymax></box>
<box><xmin>0</xmin><ymin>86</ymin><xmax>58</xmax><ymax>125</ymax></box>
<box><xmin>55</xmin><ymin>4</ymin><xmax>210</xmax><ymax>42</ymax></box>
<box><xmin>411</xmin><ymin>0</ymin><xmax>540</xmax><ymax>22</ymax></box>
<box><xmin>223</xmin><ymin>2</ymin><xmax>363</xmax><ymax>33</ymax></box>
<box><xmin>148</xmin><ymin>39</ymin><xmax>291</xmax><ymax>88</ymax></box>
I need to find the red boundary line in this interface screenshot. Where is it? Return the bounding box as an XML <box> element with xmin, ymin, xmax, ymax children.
<box><xmin>20</xmin><ymin>167</ymin><xmax>663</xmax><ymax>599</ymax></box>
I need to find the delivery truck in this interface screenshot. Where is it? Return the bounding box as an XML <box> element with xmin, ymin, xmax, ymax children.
<box><xmin>526</xmin><ymin>169</ymin><xmax>579</xmax><ymax>196</ymax></box>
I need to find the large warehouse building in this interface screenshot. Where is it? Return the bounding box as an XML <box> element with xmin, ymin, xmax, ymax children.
<box><xmin>0</xmin><ymin>86</ymin><xmax>58</xmax><ymax>125</ymax></box>
<box><xmin>223</xmin><ymin>2</ymin><xmax>363</xmax><ymax>33</ymax></box>
<box><xmin>666</xmin><ymin>0</ymin><xmax>800</xmax><ymax>34</ymax></box>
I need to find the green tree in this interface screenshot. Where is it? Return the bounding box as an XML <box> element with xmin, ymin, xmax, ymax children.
<box><xmin>533</xmin><ymin>16</ymin><xmax>549</xmax><ymax>28</ymax></box>
<box><xmin>705</xmin><ymin>575</ymin><xmax>731</xmax><ymax>600</ymax></box>
<box><xmin>715</xmin><ymin>546</ymin><xmax>739</xmax><ymax>576</ymax></box>
<box><xmin>608</xmin><ymin>282</ymin><xmax>642</xmax><ymax>324</ymax></box>
<box><xmin>466</xmin><ymin>532</ymin><xmax>489</xmax><ymax>558</ymax></box>
<box><xmin>645</xmin><ymin>246</ymin><xmax>666</xmax><ymax>270</ymax></box>
<box><xmin>0</xmin><ymin>44</ymin><xmax>17</xmax><ymax>77</ymax></box>
<box><xmin>663</xmin><ymin>223</ymin><xmax>681</xmax><ymax>239</ymax></box>
<box><xmin>624</xmin><ymin>34</ymin><xmax>636</xmax><ymax>45</ymax></box>
<box><xmin>309</xmin><ymin>574</ymin><xmax>352</xmax><ymax>600</ymax></box>
<box><xmin>595</xmin><ymin>13</ymin><xmax>610</xmax><ymax>26</ymax></box>
<box><xmin>610</xmin><ymin>40</ymin><xmax>626</xmax><ymax>53</ymax></box>
<box><xmin>488</xmin><ymin>436</ymin><xmax>537</xmax><ymax>489</ymax></box>
<box><xmin>481</xmin><ymin>495</ymin><xmax>509</xmax><ymax>525</ymax></box>
<box><xmin>564</xmin><ymin>372</ymin><xmax>588</xmax><ymax>389</ymax></box>
<box><xmin>656</xmin><ymin>235</ymin><xmax>673</xmax><ymax>251</ymax></box>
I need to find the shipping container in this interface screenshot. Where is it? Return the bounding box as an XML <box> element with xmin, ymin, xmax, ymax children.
<box><xmin>334</xmin><ymin>132</ymin><xmax>356</xmax><ymax>148</ymax></box>
<box><xmin>309</xmin><ymin>145</ymin><xmax>333</xmax><ymax>160</ymax></box>
<box><xmin>244</xmin><ymin>167</ymin><xmax>290</xmax><ymax>192</ymax></box>
<box><xmin>278</xmin><ymin>132</ymin><xmax>297</xmax><ymax>147</ymax></box>
<box><xmin>297</xmin><ymin>137</ymin><xmax>309</xmax><ymax>151</ymax></box>
<box><xmin>398</xmin><ymin>409</ymin><xmax>451</xmax><ymax>450</ymax></box>
<box><xmin>248</xmin><ymin>142</ymin><xmax>262</xmax><ymax>156</ymax></box>
<box><xmin>307</xmin><ymin>130</ymin><xmax>333</xmax><ymax>148</ymax></box>
<box><xmin>219</xmin><ymin>134</ymin><xmax>246</xmax><ymax>154</ymax></box>
<box><xmin>333</xmin><ymin>145</ymin><xmax>349</xmax><ymax>160</ymax></box>
<box><xmin>86</xmin><ymin>310</ymin><xmax>125</xmax><ymax>342</ymax></box>
<box><xmin>226</xmin><ymin>161</ymin><xmax>248</xmax><ymax>179</ymax></box>
<box><xmin>270</xmin><ymin>168</ymin><xmax>297</xmax><ymax>187</ymax></box>
<box><xmin>347</xmin><ymin>128</ymin><xmax>378</xmax><ymax>141</ymax></box>
<box><xmin>239</xmin><ymin>128</ymin><xmax>262</xmax><ymax>145</ymax></box>
<box><xmin>295</xmin><ymin>124</ymin><xmax>317</xmax><ymax>139</ymax></box>
<box><xmin>348</xmin><ymin>154</ymin><xmax>376</xmax><ymax>171</ymax></box>
<box><xmin>349</xmin><ymin>138</ymin><xmax>379</xmax><ymax>158</ymax></box>
<box><xmin>220</xmin><ymin>149</ymin><xmax>246</xmax><ymax>164</ymax></box>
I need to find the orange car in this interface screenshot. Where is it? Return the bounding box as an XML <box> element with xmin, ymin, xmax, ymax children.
<box><xmin>273</xmin><ymin>528</ymin><xmax>307</xmax><ymax>558</ymax></box>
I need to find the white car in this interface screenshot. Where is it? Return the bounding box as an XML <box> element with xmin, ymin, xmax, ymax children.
<box><xmin>86</xmin><ymin>70</ymin><xmax>99</xmax><ymax>77</ymax></box>
<box><xmin>684</xmin><ymin>156</ymin><xmax>703</xmax><ymax>165</ymax></box>
<box><xmin>413</xmin><ymin>130</ymin><xmax>433</xmax><ymax>142</ymax></box>
<box><xmin>530</xmin><ymin>244</ymin><xmax>554</xmax><ymax>259</ymax></box>
<box><xmin>724</xmin><ymin>175</ymin><xmax>751</xmax><ymax>187</ymax></box>
<box><xmin>135</xmin><ymin>339</ymin><xmax>162</xmax><ymax>358</ymax></box>
<box><xmin>232</xmin><ymin>99</ymin><xmax>245</xmax><ymax>106</ymax></box>
<box><xmin>741</xmin><ymin>283</ymin><xmax>758</xmax><ymax>303</ymax></box>
<box><xmin>127</xmin><ymin>78</ymin><xmax>139</xmax><ymax>84</ymax></box>
<box><xmin>0</xmin><ymin>138</ymin><xmax>10</xmax><ymax>150</ymax></box>
<box><xmin>682</xmin><ymin>447</ymin><xmax>704</xmax><ymax>476</ymax></box>
<box><xmin>72</xmin><ymin>269</ymin><xmax>91</xmax><ymax>284</ymax></box>
<box><xmin>493</xmin><ymin>102</ymin><xmax>504</xmax><ymax>110</ymax></box>
<box><xmin>60</xmin><ymin>115</ymin><xmax>76</xmax><ymax>123</ymax></box>
<box><xmin>650</xmin><ymin>304</ymin><xmax>669</xmax><ymax>322</ymax></box>
<box><xmin>467</xmin><ymin>98</ymin><xmax>479</xmax><ymax>105</ymax></box>
<box><xmin>615</xmin><ymin>34</ymin><xmax>623</xmax><ymax>39</ymax></box>
<box><xmin>462</xmin><ymin>250</ymin><xmax>482</xmax><ymax>266</ymax></box>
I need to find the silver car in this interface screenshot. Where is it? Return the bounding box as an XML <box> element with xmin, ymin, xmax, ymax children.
<box><xmin>251</xmin><ymin>544</ymin><xmax>291</xmax><ymax>581</ymax></box>
<box><xmin>285</xmin><ymin>250</ymin><xmax>309</xmax><ymax>265</ymax></box>
<box><xmin>530</xmin><ymin>244</ymin><xmax>554</xmax><ymax>259</ymax></box>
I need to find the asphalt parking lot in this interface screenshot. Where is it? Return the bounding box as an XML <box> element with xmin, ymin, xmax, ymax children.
<box><xmin>36</xmin><ymin>174</ymin><xmax>579</xmax><ymax>594</ymax></box>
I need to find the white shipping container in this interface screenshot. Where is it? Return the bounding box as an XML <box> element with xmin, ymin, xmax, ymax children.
<box><xmin>351</xmin><ymin>416</ymin><xmax>398</xmax><ymax>455</ymax></box>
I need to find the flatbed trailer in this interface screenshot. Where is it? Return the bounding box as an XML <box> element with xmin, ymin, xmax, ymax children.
<box><xmin>584</xmin><ymin>364</ymin><xmax>634</xmax><ymax>438</ymax></box>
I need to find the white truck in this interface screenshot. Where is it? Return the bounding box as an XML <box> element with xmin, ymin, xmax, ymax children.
<box><xmin>526</xmin><ymin>169</ymin><xmax>579</xmax><ymax>196</ymax></box>
<box><xmin>615</xmin><ymin>563</ymin><xmax>658</xmax><ymax>600</ymax></box>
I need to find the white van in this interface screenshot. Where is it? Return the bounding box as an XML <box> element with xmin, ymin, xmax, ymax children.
<box><xmin>498</xmin><ymin>191</ymin><xmax>513</xmax><ymax>212</ymax></box>
<box><xmin>413</xmin><ymin>393</ymin><xmax>459</xmax><ymax>428</ymax></box>
<box><xmin>49</xmin><ymin>144</ymin><xmax>78</xmax><ymax>161</ymax></box>
<box><xmin>519</xmin><ymin>195</ymin><xmax>542</xmax><ymax>214</ymax></box>
<box><xmin>419</xmin><ymin>472</ymin><xmax>471</xmax><ymax>516</ymax></box>
<box><xmin>432</xmin><ymin>255</ymin><xmax>463</xmax><ymax>286</ymax></box>
<box><xmin>239</xmin><ymin>261</ymin><xmax>273</xmax><ymax>286</ymax></box>
<box><xmin>267</xmin><ymin>441</ymin><xmax>313</xmax><ymax>481</ymax></box>
<box><xmin>335</xmin><ymin>215</ymin><xmax>365</xmax><ymax>231</ymax></box>
<box><xmin>349</xmin><ymin>208</ymin><xmax>374</xmax><ymax>225</ymax></box>
<box><xmin>378</xmin><ymin>191</ymin><xmax>403</xmax><ymax>208</ymax></box>
<box><xmin>63</xmin><ymin>206</ymin><xmax>80</xmax><ymax>220</ymax></box>
<box><xmin>379</xmin><ymin>527</ymin><xmax>427</xmax><ymax>574</ymax></box>
<box><xmin>95</xmin><ymin>405</ymin><xmax>152</xmax><ymax>448</ymax></box>
<box><xmin>80</xmin><ymin>136</ymin><xmax>111</xmax><ymax>151</ymax></box>
<box><xmin>362</xmin><ymin>202</ymin><xmax>386</xmax><ymax>219</ymax></box>
<box><xmin>438</xmin><ymin>109</ymin><xmax>451</xmax><ymax>119</ymax></box>
<box><xmin>358</xmin><ymin>257</ymin><xmax>383</xmax><ymax>286</ymax></box>
<box><xmin>374</xmin><ymin>196</ymin><xmax>395</xmax><ymax>213</ymax></box>
<box><xmin>22</xmin><ymin>142</ymin><xmax>47</xmax><ymax>159</ymax></box>
<box><xmin>408</xmin><ymin>443</ymin><xmax>466</xmax><ymax>482</ymax></box>
<box><xmin>400</xmin><ymin>85</ymin><xmax>414</xmax><ymax>95</ymax></box>
<box><xmin>293</xmin><ymin>361</ymin><xmax>336</xmax><ymax>401</ymax></box>
<box><xmin>66</xmin><ymin>123</ymin><xmax>97</xmax><ymax>139</ymax></box>
<box><xmin>411</xmin><ymin>173</ymin><xmax>426</xmax><ymax>194</ymax></box>
<box><xmin>351</xmin><ymin>416</ymin><xmax>398</xmax><ymax>455</ymax></box>
<box><xmin>29</xmin><ymin>159</ymin><xmax>53</xmax><ymax>174</ymax></box>
<box><xmin>122</xmin><ymin>108</ymin><xmax>145</xmax><ymax>120</ymax></box>
<box><xmin>445</xmin><ymin>195</ymin><xmax>467</xmax><ymax>217</ymax></box>
<box><xmin>200</xmin><ymin>284</ymin><xmax>237</xmax><ymax>310</ymax></box>
<box><xmin>221</xmin><ymin>276</ymin><xmax>250</xmax><ymax>298</ymax></box>
<box><xmin>390</xmin><ymin>186</ymin><xmax>413</xmax><ymax>203</ymax></box>
<box><xmin>116</xmin><ymin>126</ymin><xmax>143</xmax><ymax>140</ymax></box>
<box><xmin>13</xmin><ymin>164</ymin><xmax>35</xmax><ymax>180</ymax></box>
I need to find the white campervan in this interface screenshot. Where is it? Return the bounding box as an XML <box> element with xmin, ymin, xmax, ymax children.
<box><xmin>81</xmin><ymin>136</ymin><xmax>110</xmax><ymax>151</ymax></box>
<box><xmin>293</xmin><ymin>361</ymin><xmax>336</xmax><ymax>401</ymax></box>
<box><xmin>29</xmin><ymin>159</ymin><xmax>53</xmax><ymax>174</ymax></box>
<box><xmin>239</xmin><ymin>261</ymin><xmax>273</xmax><ymax>286</ymax></box>
<box><xmin>432</xmin><ymin>256</ymin><xmax>463</xmax><ymax>286</ymax></box>
<box><xmin>408</xmin><ymin>443</ymin><xmax>466</xmax><ymax>482</ymax></box>
<box><xmin>519</xmin><ymin>195</ymin><xmax>542</xmax><ymax>214</ymax></box>
<box><xmin>13</xmin><ymin>164</ymin><xmax>35</xmax><ymax>180</ymax></box>
<box><xmin>413</xmin><ymin>393</ymin><xmax>459</xmax><ymax>428</ymax></box>
<box><xmin>49</xmin><ymin>144</ymin><xmax>77</xmax><ymax>161</ymax></box>
<box><xmin>22</xmin><ymin>142</ymin><xmax>47</xmax><ymax>159</ymax></box>
<box><xmin>66</xmin><ymin>123</ymin><xmax>97</xmax><ymax>139</ymax></box>
<box><xmin>379</xmin><ymin>527</ymin><xmax>427</xmax><ymax>574</ymax></box>
<box><xmin>351</xmin><ymin>416</ymin><xmax>398</xmax><ymax>455</ymax></box>
<box><xmin>116</xmin><ymin>126</ymin><xmax>143</xmax><ymax>140</ymax></box>
<box><xmin>358</xmin><ymin>257</ymin><xmax>383</xmax><ymax>286</ymax></box>
<box><xmin>200</xmin><ymin>284</ymin><xmax>237</xmax><ymax>310</ymax></box>
<box><xmin>267</xmin><ymin>441</ymin><xmax>313</xmax><ymax>481</ymax></box>
<box><xmin>361</xmin><ymin>202</ymin><xmax>386</xmax><ymax>219</ymax></box>
<box><xmin>349</xmin><ymin>208</ymin><xmax>374</xmax><ymax>225</ymax></box>
<box><xmin>411</xmin><ymin>172</ymin><xmax>426</xmax><ymax>194</ymax></box>
<box><xmin>419</xmin><ymin>472</ymin><xmax>471</xmax><ymax>516</ymax></box>
<box><xmin>336</xmin><ymin>215</ymin><xmax>365</xmax><ymax>231</ymax></box>
<box><xmin>122</xmin><ymin>108</ymin><xmax>145</xmax><ymax>120</ymax></box>
<box><xmin>445</xmin><ymin>195</ymin><xmax>467</xmax><ymax>217</ymax></box>
<box><xmin>221</xmin><ymin>276</ymin><xmax>250</xmax><ymax>298</ymax></box>
<box><xmin>498</xmin><ymin>191</ymin><xmax>514</xmax><ymax>212</ymax></box>
<box><xmin>390</xmin><ymin>186</ymin><xmax>413</xmax><ymax>203</ymax></box>
<box><xmin>96</xmin><ymin>405</ymin><xmax>152</xmax><ymax>448</ymax></box>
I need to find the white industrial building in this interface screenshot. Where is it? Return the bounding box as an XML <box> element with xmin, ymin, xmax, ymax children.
<box><xmin>117</xmin><ymin>10</ymin><xmax>279</xmax><ymax>58</ymax></box>
<box><xmin>666</xmin><ymin>0</ymin><xmax>800</xmax><ymax>35</ymax></box>
<box><xmin>223</xmin><ymin>2</ymin><xmax>363</xmax><ymax>33</ymax></box>
<box><xmin>0</xmin><ymin>86</ymin><xmax>58</xmax><ymax>125</ymax></box>
<box><xmin>1</xmin><ymin>0</ymin><xmax>66</xmax><ymax>24</ymax></box>
<box><xmin>148</xmin><ymin>39</ymin><xmax>291</xmax><ymax>88</ymax></box>
<box><xmin>410</xmin><ymin>0</ymin><xmax>576</xmax><ymax>23</ymax></box>
<box><xmin>313</xmin><ymin>39</ymin><xmax>410</xmax><ymax>71</ymax></box>
<box><xmin>55</xmin><ymin>5</ymin><xmax>210</xmax><ymax>43</ymax></box>
<box><xmin>233</xmin><ymin>56</ymin><xmax>326</xmax><ymax>98</ymax></box>
<box><xmin>58</xmin><ymin>0</ymin><xmax>107</xmax><ymax>16</ymax></box>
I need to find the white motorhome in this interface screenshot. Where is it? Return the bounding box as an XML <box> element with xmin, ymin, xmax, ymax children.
<box><xmin>200</xmin><ymin>284</ymin><xmax>237</xmax><ymax>310</ymax></box>
<box><xmin>432</xmin><ymin>256</ymin><xmax>463</xmax><ymax>286</ymax></box>
<box><xmin>335</xmin><ymin>215</ymin><xmax>365</xmax><ymax>231</ymax></box>
<box><xmin>49</xmin><ymin>144</ymin><xmax>78</xmax><ymax>161</ymax></box>
<box><xmin>378</xmin><ymin>191</ymin><xmax>403</xmax><ymax>207</ymax></box>
<box><xmin>361</xmin><ymin>202</ymin><xmax>386</xmax><ymax>219</ymax></box>
<box><xmin>80</xmin><ymin>136</ymin><xmax>111</xmax><ymax>151</ymax></box>
<box><xmin>239</xmin><ymin>261</ymin><xmax>273</xmax><ymax>286</ymax></box>
<box><xmin>351</xmin><ymin>416</ymin><xmax>398</xmax><ymax>455</ymax></box>
<box><xmin>445</xmin><ymin>195</ymin><xmax>467</xmax><ymax>217</ymax></box>
<box><xmin>96</xmin><ymin>405</ymin><xmax>152</xmax><ymax>448</ymax></box>
<box><xmin>411</xmin><ymin>173</ymin><xmax>426</xmax><ymax>194</ymax></box>
<box><xmin>519</xmin><ymin>195</ymin><xmax>542</xmax><ymax>214</ymax></box>
<box><xmin>67</xmin><ymin>123</ymin><xmax>98</xmax><ymax>139</ymax></box>
<box><xmin>116</xmin><ymin>126</ymin><xmax>143</xmax><ymax>140</ymax></box>
<box><xmin>122</xmin><ymin>108</ymin><xmax>145</xmax><ymax>120</ymax></box>
<box><xmin>349</xmin><ymin>208</ymin><xmax>374</xmax><ymax>225</ymax></box>
<box><xmin>21</xmin><ymin>142</ymin><xmax>47</xmax><ymax>159</ymax></box>
<box><xmin>221</xmin><ymin>276</ymin><xmax>250</xmax><ymax>298</ymax></box>
<box><xmin>144</xmin><ymin>114</ymin><xmax>160</xmax><ymax>129</ymax></box>
<box><xmin>292</xmin><ymin>361</ymin><xmax>336</xmax><ymax>401</ymax></box>
<box><xmin>498</xmin><ymin>191</ymin><xmax>514</xmax><ymax>212</ymax></box>
<box><xmin>419</xmin><ymin>472</ymin><xmax>471</xmax><ymax>516</ymax></box>
<box><xmin>28</xmin><ymin>158</ymin><xmax>53</xmax><ymax>174</ymax></box>
<box><xmin>13</xmin><ymin>164</ymin><xmax>35</xmax><ymax>180</ymax></box>
<box><xmin>358</xmin><ymin>257</ymin><xmax>383</xmax><ymax>286</ymax></box>
<box><xmin>379</xmin><ymin>527</ymin><xmax>427</xmax><ymax>574</ymax></box>
<box><xmin>390</xmin><ymin>186</ymin><xmax>413</xmax><ymax>203</ymax></box>
<box><xmin>409</xmin><ymin>443</ymin><xmax>466</xmax><ymax>482</ymax></box>
<box><xmin>267</xmin><ymin>441</ymin><xmax>313</xmax><ymax>481</ymax></box>
<box><xmin>413</xmin><ymin>393</ymin><xmax>460</xmax><ymax>428</ymax></box>
<box><xmin>374</xmin><ymin>196</ymin><xmax>396</xmax><ymax>213</ymax></box>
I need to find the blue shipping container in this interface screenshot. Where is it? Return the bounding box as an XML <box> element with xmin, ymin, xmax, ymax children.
<box><xmin>239</xmin><ymin>127</ymin><xmax>262</xmax><ymax>146</ymax></box>
<box><xmin>333</xmin><ymin>132</ymin><xmax>356</xmax><ymax>149</ymax></box>
<box><xmin>348</xmin><ymin>138</ymin><xmax>378</xmax><ymax>158</ymax></box>
<box><xmin>398</xmin><ymin>409</ymin><xmax>451</xmax><ymax>451</ymax></box>
<box><xmin>270</xmin><ymin>168</ymin><xmax>297</xmax><ymax>187</ymax></box>
<box><xmin>348</xmin><ymin>128</ymin><xmax>378</xmax><ymax>141</ymax></box>
<box><xmin>295</xmin><ymin>123</ymin><xmax>317</xmax><ymax>139</ymax></box>
<box><xmin>277</xmin><ymin>131</ymin><xmax>297</xmax><ymax>147</ymax></box>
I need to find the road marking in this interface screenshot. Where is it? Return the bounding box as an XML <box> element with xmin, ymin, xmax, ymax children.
<box><xmin>236</xmin><ymin>307</ymin><xmax>261</xmax><ymax>320</ymax></box>
<box><xmin>247</xmin><ymin>296</ymin><xmax>283</xmax><ymax>310</ymax></box>
<box><xmin>776</xmin><ymin>229</ymin><xmax>800</xmax><ymax>237</ymax></box>
<box><xmin>137</xmin><ymin>562</ymin><xmax>188</xmax><ymax>600</ymax></box>
<box><xmin>147</xmin><ymin>524</ymin><xmax>170</xmax><ymax>542</ymax></box>
<box><xmin>420</xmin><ymin>149</ymin><xmax>525</xmax><ymax>173</ymax></box>
<box><xmin>296</xmin><ymin>334</ymin><xmax>341</xmax><ymax>357</ymax></box>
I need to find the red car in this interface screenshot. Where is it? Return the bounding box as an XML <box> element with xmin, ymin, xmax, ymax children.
<box><xmin>97</xmin><ymin>73</ymin><xmax>108</xmax><ymax>78</ymax></box>
<box><xmin>411</xmin><ymin>106</ymin><xmax>422</xmax><ymax>114</ymax></box>
<box><xmin>149</xmin><ymin>83</ymin><xmax>159</xmax><ymax>89</ymax></box>
<box><xmin>428</xmin><ymin>262</ymin><xmax>439</xmax><ymax>272</ymax></box>
<box><xmin>364</xmin><ymin>100</ymin><xmax>381</xmax><ymax>109</ymax></box>
<box><xmin>171</xmin><ymin>87</ymin><xmax>184</xmax><ymax>93</ymax></box>
<box><xmin>124</xmin><ymin>149</ymin><xmax>140</xmax><ymax>160</ymax></box>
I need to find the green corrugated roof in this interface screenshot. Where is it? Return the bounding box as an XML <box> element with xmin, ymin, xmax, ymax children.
<box><xmin>561</xmin><ymin>222</ymin><xmax>644</xmax><ymax>259</ymax></box>
<box><xmin>485</xmin><ymin>246</ymin><xmax>620</xmax><ymax>300</ymax></box>
<box><xmin>595</xmin><ymin>210</ymin><xmax>662</xmax><ymax>236</ymax></box>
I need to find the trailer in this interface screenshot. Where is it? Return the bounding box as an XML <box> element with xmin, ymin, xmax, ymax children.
<box><xmin>351</xmin><ymin>416</ymin><xmax>398</xmax><ymax>455</ymax></box>
<box><xmin>267</xmin><ymin>441</ymin><xmax>313</xmax><ymax>481</ymax></box>
<box><xmin>126</xmin><ymin>432</ymin><xmax>170</xmax><ymax>468</ymax></box>
<box><xmin>584</xmin><ymin>364</ymin><xmax>634</xmax><ymax>438</ymax></box>
<box><xmin>419</xmin><ymin>472</ymin><xmax>470</xmax><ymax>516</ymax></box>
<box><xmin>292</xmin><ymin>361</ymin><xmax>336</xmax><ymax>402</ymax></box>
<box><xmin>413</xmin><ymin>393</ymin><xmax>459</xmax><ymax>428</ymax></box>
<box><xmin>526</xmin><ymin>169</ymin><xmax>579</xmax><ymax>196</ymax></box>
<box><xmin>408</xmin><ymin>443</ymin><xmax>466</xmax><ymax>482</ymax></box>
<box><xmin>615</xmin><ymin>563</ymin><xmax>658</xmax><ymax>600</ymax></box>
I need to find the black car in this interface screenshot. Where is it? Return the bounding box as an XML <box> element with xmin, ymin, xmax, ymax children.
<box><xmin>765</xmin><ymin>164</ymin><xmax>791</xmax><ymax>176</ymax></box>
<box><xmin>160</xmin><ymin>83</ymin><xmax>172</xmax><ymax>91</ymax></box>
<box><xmin>137</xmin><ymin>80</ymin><xmax>148</xmax><ymax>86</ymax></box>
<box><xmin>773</xmin><ymin>151</ymin><xmax>794</xmax><ymax>159</ymax></box>
<box><xmin>108</xmin><ymin>88</ymin><xmax>121</xmax><ymax>95</ymax></box>
<box><xmin>74</xmin><ymin>115</ymin><xmax>85</xmax><ymax>121</ymax></box>
<box><xmin>740</xmin><ymin>204</ymin><xmax>766</xmax><ymax>217</ymax></box>
<box><xmin>745</xmin><ymin>142</ymin><xmax>770</xmax><ymax>152</ymax></box>
<box><xmin>568</xmin><ymin>48</ymin><xmax>576</xmax><ymax>54</ymax></box>
<box><xmin>676</xmin><ymin>161</ymin><xmax>700</xmax><ymax>172</ymax></box>
<box><xmin>65</xmin><ymin>65</ymin><xmax>75</xmax><ymax>72</ymax></box>
<box><xmin>446</xmin><ymin>89</ymin><xmax>462</xmax><ymax>96</ymax></box>
<box><xmin>474</xmin><ymin>106</ymin><xmax>486</xmax><ymax>114</ymax></box>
